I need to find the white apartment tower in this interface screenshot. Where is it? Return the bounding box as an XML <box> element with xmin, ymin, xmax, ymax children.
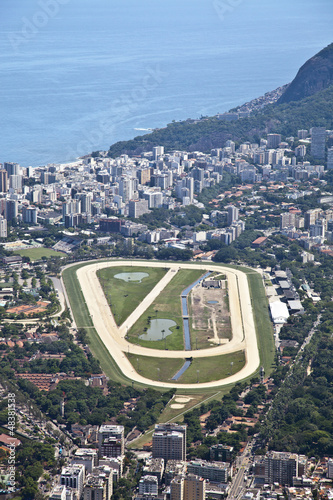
<box><xmin>0</xmin><ymin>217</ymin><xmax>7</xmax><ymax>238</ymax></box>
<box><xmin>60</xmin><ymin>464</ymin><xmax>85</xmax><ymax>498</ymax></box>
<box><xmin>153</xmin><ymin>146</ymin><xmax>164</xmax><ymax>160</ymax></box>
<box><xmin>227</xmin><ymin>205</ymin><xmax>239</xmax><ymax>225</ymax></box>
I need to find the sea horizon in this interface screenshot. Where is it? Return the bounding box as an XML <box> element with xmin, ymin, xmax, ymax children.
<box><xmin>1</xmin><ymin>0</ymin><xmax>332</xmax><ymax>167</ymax></box>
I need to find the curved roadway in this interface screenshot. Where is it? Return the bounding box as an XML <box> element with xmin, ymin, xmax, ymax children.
<box><xmin>74</xmin><ymin>261</ymin><xmax>260</xmax><ymax>389</ymax></box>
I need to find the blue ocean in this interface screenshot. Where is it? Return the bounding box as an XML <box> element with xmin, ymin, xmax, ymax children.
<box><xmin>0</xmin><ymin>0</ymin><xmax>332</xmax><ymax>166</ymax></box>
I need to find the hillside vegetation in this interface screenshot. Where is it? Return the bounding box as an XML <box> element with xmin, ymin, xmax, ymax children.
<box><xmin>108</xmin><ymin>85</ymin><xmax>333</xmax><ymax>157</ymax></box>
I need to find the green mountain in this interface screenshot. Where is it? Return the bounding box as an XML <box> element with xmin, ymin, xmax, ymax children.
<box><xmin>108</xmin><ymin>85</ymin><xmax>333</xmax><ymax>157</ymax></box>
<box><xmin>278</xmin><ymin>43</ymin><xmax>333</xmax><ymax>104</ymax></box>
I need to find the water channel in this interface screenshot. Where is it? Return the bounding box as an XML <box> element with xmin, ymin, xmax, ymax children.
<box><xmin>172</xmin><ymin>271</ymin><xmax>211</xmax><ymax>380</ymax></box>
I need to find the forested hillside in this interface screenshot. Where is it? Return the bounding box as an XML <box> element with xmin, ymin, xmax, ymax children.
<box><xmin>107</xmin><ymin>85</ymin><xmax>333</xmax><ymax>157</ymax></box>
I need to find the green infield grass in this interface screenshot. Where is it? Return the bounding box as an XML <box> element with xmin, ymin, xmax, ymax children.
<box><xmin>126</xmin><ymin>350</ymin><xmax>245</xmax><ymax>384</ymax></box>
<box><xmin>127</xmin><ymin>353</ymin><xmax>184</xmax><ymax>381</ymax></box>
<box><xmin>127</xmin><ymin>269</ymin><xmax>204</xmax><ymax>350</ymax></box>
<box><xmin>97</xmin><ymin>265</ymin><xmax>168</xmax><ymax>326</ymax></box>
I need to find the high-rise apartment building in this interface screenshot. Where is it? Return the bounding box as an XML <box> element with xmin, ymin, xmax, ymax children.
<box><xmin>40</xmin><ymin>171</ymin><xmax>49</xmax><ymax>185</ymax></box>
<box><xmin>227</xmin><ymin>205</ymin><xmax>239</xmax><ymax>225</ymax></box>
<box><xmin>79</xmin><ymin>193</ymin><xmax>93</xmax><ymax>214</ymax></box>
<box><xmin>153</xmin><ymin>146</ymin><xmax>164</xmax><ymax>160</ymax></box>
<box><xmin>327</xmin><ymin>458</ymin><xmax>333</xmax><ymax>479</ymax></box>
<box><xmin>297</xmin><ymin>129</ymin><xmax>308</xmax><ymax>139</ymax></box>
<box><xmin>98</xmin><ymin>425</ymin><xmax>124</xmax><ymax>458</ymax></box>
<box><xmin>267</xmin><ymin>134</ymin><xmax>282</xmax><ymax>149</ymax></box>
<box><xmin>170</xmin><ymin>475</ymin><xmax>205</xmax><ymax>500</ymax></box>
<box><xmin>191</xmin><ymin>167</ymin><xmax>204</xmax><ymax>182</ymax></box>
<box><xmin>175</xmin><ymin>178</ymin><xmax>194</xmax><ymax>202</ymax></box>
<box><xmin>0</xmin><ymin>217</ymin><xmax>7</xmax><ymax>238</ymax></box>
<box><xmin>152</xmin><ymin>424</ymin><xmax>187</xmax><ymax>462</ymax></box>
<box><xmin>137</xmin><ymin>168</ymin><xmax>152</xmax><ymax>185</ymax></box>
<box><xmin>128</xmin><ymin>199</ymin><xmax>149</xmax><ymax>218</ymax></box>
<box><xmin>304</xmin><ymin>208</ymin><xmax>323</xmax><ymax>229</ymax></box>
<box><xmin>138</xmin><ymin>475</ymin><xmax>158</xmax><ymax>496</ymax></box>
<box><xmin>295</xmin><ymin>145</ymin><xmax>306</xmax><ymax>157</ymax></box>
<box><xmin>9</xmin><ymin>175</ymin><xmax>23</xmax><ymax>192</ymax></box>
<box><xmin>310</xmin><ymin>219</ymin><xmax>326</xmax><ymax>238</ymax></box>
<box><xmin>183</xmin><ymin>474</ymin><xmax>205</xmax><ymax>500</ymax></box>
<box><xmin>327</xmin><ymin>147</ymin><xmax>333</xmax><ymax>170</ymax></box>
<box><xmin>5</xmin><ymin>200</ymin><xmax>18</xmax><ymax>223</ymax></box>
<box><xmin>119</xmin><ymin>177</ymin><xmax>133</xmax><ymax>203</ymax></box>
<box><xmin>22</xmin><ymin>206</ymin><xmax>38</xmax><ymax>225</ymax></box>
<box><xmin>264</xmin><ymin>451</ymin><xmax>301</xmax><ymax>486</ymax></box>
<box><xmin>143</xmin><ymin>191</ymin><xmax>163</xmax><ymax>209</ymax></box>
<box><xmin>280</xmin><ymin>212</ymin><xmax>296</xmax><ymax>229</ymax></box>
<box><xmin>4</xmin><ymin>162</ymin><xmax>20</xmax><ymax>176</ymax></box>
<box><xmin>170</xmin><ymin>476</ymin><xmax>184</xmax><ymax>500</ymax></box>
<box><xmin>84</xmin><ymin>465</ymin><xmax>113</xmax><ymax>500</ymax></box>
<box><xmin>71</xmin><ymin>448</ymin><xmax>98</xmax><ymax>473</ymax></box>
<box><xmin>225</xmin><ymin>140</ymin><xmax>236</xmax><ymax>153</ymax></box>
<box><xmin>62</xmin><ymin>200</ymin><xmax>81</xmax><ymax>221</ymax></box>
<box><xmin>60</xmin><ymin>464</ymin><xmax>85</xmax><ymax>498</ymax></box>
<box><xmin>0</xmin><ymin>170</ymin><xmax>8</xmax><ymax>193</ymax></box>
<box><xmin>311</xmin><ymin>127</ymin><xmax>326</xmax><ymax>159</ymax></box>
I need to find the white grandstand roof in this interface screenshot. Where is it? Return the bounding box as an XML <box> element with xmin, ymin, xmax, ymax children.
<box><xmin>269</xmin><ymin>301</ymin><xmax>289</xmax><ymax>324</ymax></box>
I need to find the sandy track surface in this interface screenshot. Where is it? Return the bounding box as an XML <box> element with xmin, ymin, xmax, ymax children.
<box><xmin>74</xmin><ymin>261</ymin><xmax>260</xmax><ymax>389</ymax></box>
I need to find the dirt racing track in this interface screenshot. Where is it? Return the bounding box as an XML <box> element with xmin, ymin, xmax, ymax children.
<box><xmin>75</xmin><ymin>261</ymin><xmax>260</xmax><ymax>389</ymax></box>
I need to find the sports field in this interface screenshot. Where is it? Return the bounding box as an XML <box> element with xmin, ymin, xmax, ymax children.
<box><xmin>14</xmin><ymin>248</ymin><xmax>65</xmax><ymax>261</ymax></box>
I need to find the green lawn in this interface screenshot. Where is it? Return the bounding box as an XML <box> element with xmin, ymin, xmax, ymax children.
<box><xmin>14</xmin><ymin>247</ymin><xmax>65</xmax><ymax>261</ymax></box>
<box><xmin>97</xmin><ymin>266</ymin><xmax>168</xmax><ymax>326</ymax></box>
<box><xmin>177</xmin><ymin>351</ymin><xmax>245</xmax><ymax>384</ymax></box>
<box><xmin>0</xmin><ymin>282</ymin><xmax>14</xmax><ymax>289</ymax></box>
<box><xmin>127</xmin><ymin>269</ymin><xmax>204</xmax><ymax>350</ymax></box>
<box><xmin>126</xmin><ymin>353</ymin><xmax>184</xmax><ymax>381</ymax></box>
<box><xmin>126</xmin><ymin>350</ymin><xmax>245</xmax><ymax>384</ymax></box>
<box><xmin>246</xmin><ymin>272</ymin><xmax>275</xmax><ymax>376</ymax></box>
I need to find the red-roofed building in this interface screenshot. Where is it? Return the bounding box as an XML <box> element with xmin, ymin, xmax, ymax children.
<box><xmin>252</xmin><ymin>236</ymin><xmax>268</xmax><ymax>248</ymax></box>
<box><xmin>0</xmin><ymin>434</ymin><xmax>21</xmax><ymax>448</ymax></box>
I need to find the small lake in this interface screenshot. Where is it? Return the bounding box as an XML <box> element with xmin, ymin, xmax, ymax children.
<box><xmin>207</xmin><ymin>300</ymin><xmax>218</xmax><ymax>304</ymax></box>
<box><xmin>139</xmin><ymin>318</ymin><xmax>176</xmax><ymax>341</ymax></box>
<box><xmin>114</xmin><ymin>272</ymin><xmax>149</xmax><ymax>283</ymax></box>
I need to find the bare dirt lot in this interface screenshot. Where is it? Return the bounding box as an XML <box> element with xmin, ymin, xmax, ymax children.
<box><xmin>189</xmin><ymin>278</ymin><xmax>231</xmax><ymax>349</ymax></box>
